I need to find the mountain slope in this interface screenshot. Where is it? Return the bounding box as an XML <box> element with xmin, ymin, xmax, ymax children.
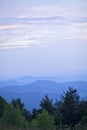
<box><xmin>0</xmin><ymin>80</ymin><xmax>87</xmax><ymax>111</ymax></box>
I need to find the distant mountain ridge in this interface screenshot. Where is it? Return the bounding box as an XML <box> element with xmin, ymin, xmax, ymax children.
<box><xmin>0</xmin><ymin>75</ymin><xmax>65</xmax><ymax>87</ymax></box>
<box><xmin>0</xmin><ymin>77</ymin><xmax>87</xmax><ymax>111</ymax></box>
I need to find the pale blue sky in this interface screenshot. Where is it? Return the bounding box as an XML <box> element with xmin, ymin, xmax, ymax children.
<box><xmin>0</xmin><ymin>0</ymin><xmax>87</xmax><ymax>80</ymax></box>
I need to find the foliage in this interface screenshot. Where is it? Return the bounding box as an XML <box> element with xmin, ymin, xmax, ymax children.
<box><xmin>40</xmin><ymin>95</ymin><xmax>55</xmax><ymax>114</ymax></box>
<box><xmin>0</xmin><ymin>87</ymin><xmax>87</xmax><ymax>130</ymax></box>
<box><xmin>0</xmin><ymin>104</ymin><xmax>27</xmax><ymax>129</ymax></box>
<box><xmin>62</xmin><ymin>87</ymin><xmax>80</xmax><ymax>127</ymax></box>
<box><xmin>30</xmin><ymin>109</ymin><xmax>56</xmax><ymax>130</ymax></box>
<box><xmin>11</xmin><ymin>98</ymin><xmax>32</xmax><ymax>122</ymax></box>
<box><xmin>32</xmin><ymin>108</ymin><xmax>40</xmax><ymax>119</ymax></box>
<box><xmin>0</xmin><ymin>96</ymin><xmax>7</xmax><ymax>118</ymax></box>
<box><xmin>75</xmin><ymin>116</ymin><xmax>87</xmax><ymax>130</ymax></box>
<box><xmin>54</xmin><ymin>87</ymin><xmax>80</xmax><ymax>128</ymax></box>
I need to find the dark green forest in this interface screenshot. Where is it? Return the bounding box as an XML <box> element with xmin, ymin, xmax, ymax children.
<box><xmin>0</xmin><ymin>87</ymin><xmax>87</xmax><ymax>130</ymax></box>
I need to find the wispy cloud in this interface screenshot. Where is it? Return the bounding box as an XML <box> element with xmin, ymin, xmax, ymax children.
<box><xmin>0</xmin><ymin>24</ymin><xmax>26</xmax><ymax>30</ymax></box>
<box><xmin>0</xmin><ymin>3</ymin><xmax>87</xmax><ymax>49</ymax></box>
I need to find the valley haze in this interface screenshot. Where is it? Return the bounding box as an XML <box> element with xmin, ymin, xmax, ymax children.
<box><xmin>0</xmin><ymin>76</ymin><xmax>87</xmax><ymax>111</ymax></box>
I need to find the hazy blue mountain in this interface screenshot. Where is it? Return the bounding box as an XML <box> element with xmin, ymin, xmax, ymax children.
<box><xmin>0</xmin><ymin>80</ymin><xmax>22</xmax><ymax>88</ymax></box>
<box><xmin>0</xmin><ymin>76</ymin><xmax>64</xmax><ymax>88</ymax></box>
<box><xmin>0</xmin><ymin>76</ymin><xmax>36</xmax><ymax>87</ymax></box>
<box><xmin>0</xmin><ymin>79</ymin><xmax>87</xmax><ymax>111</ymax></box>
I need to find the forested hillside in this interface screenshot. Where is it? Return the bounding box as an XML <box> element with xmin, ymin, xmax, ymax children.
<box><xmin>0</xmin><ymin>87</ymin><xmax>87</xmax><ymax>130</ymax></box>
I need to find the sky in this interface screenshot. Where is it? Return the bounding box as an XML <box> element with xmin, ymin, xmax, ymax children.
<box><xmin>0</xmin><ymin>0</ymin><xmax>87</xmax><ymax>80</ymax></box>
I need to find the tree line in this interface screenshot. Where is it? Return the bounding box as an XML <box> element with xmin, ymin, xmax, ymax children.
<box><xmin>0</xmin><ymin>87</ymin><xmax>87</xmax><ymax>130</ymax></box>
